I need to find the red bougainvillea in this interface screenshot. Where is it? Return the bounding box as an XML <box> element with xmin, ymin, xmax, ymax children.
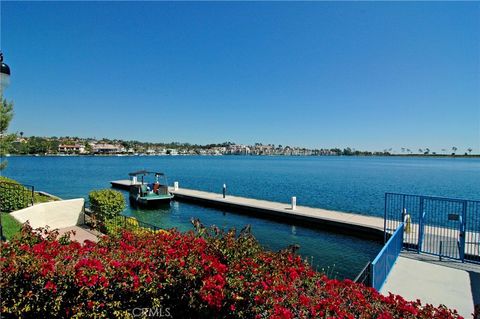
<box><xmin>0</xmin><ymin>222</ymin><xmax>467</xmax><ymax>318</ymax></box>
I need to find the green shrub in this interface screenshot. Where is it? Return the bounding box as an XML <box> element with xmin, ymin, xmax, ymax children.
<box><xmin>0</xmin><ymin>176</ymin><xmax>33</xmax><ymax>213</ymax></box>
<box><xmin>88</xmin><ymin>189</ymin><xmax>125</xmax><ymax>221</ymax></box>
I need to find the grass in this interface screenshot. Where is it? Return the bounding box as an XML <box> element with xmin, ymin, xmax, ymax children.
<box><xmin>1</xmin><ymin>212</ymin><xmax>22</xmax><ymax>240</ymax></box>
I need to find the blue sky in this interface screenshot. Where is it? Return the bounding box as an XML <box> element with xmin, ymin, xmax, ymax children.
<box><xmin>1</xmin><ymin>2</ymin><xmax>479</xmax><ymax>153</ymax></box>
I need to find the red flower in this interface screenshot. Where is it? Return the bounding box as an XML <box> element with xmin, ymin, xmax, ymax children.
<box><xmin>0</xmin><ymin>224</ymin><xmax>464</xmax><ymax>318</ymax></box>
<box><xmin>299</xmin><ymin>295</ymin><xmax>310</xmax><ymax>306</ymax></box>
<box><xmin>44</xmin><ymin>281</ymin><xmax>57</xmax><ymax>292</ymax></box>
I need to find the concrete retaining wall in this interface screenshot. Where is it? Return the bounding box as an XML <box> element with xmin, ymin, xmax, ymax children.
<box><xmin>11</xmin><ymin>198</ymin><xmax>85</xmax><ymax>229</ymax></box>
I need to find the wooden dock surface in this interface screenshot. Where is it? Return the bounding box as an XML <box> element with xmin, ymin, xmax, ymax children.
<box><xmin>168</xmin><ymin>186</ymin><xmax>385</xmax><ymax>238</ymax></box>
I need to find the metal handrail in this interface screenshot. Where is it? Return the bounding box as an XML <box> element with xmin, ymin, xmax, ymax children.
<box><xmin>83</xmin><ymin>201</ymin><xmax>162</xmax><ymax>234</ymax></box>
<box><xmin>354</xmin><ymin>261</ymin><xmax>371</xmax><ymax>285</ymax></box>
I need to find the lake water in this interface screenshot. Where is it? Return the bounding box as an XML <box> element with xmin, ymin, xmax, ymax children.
<box><xmin>3</xmin><ymin>155</ymin><xmax>479</xmax><ymax>278</ymax></box>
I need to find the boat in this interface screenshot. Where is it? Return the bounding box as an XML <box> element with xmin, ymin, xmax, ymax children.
<box><xmin>128</xmin><ymin>170</ymin><xmax>173</xmax><ymax>207</ymax></box>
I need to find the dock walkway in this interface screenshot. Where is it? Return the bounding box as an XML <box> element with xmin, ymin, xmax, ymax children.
<box><xmin>111</xmin><ymin>179</ymin><xmax>385</xmax><ymax>237</ymax></box>
<box><xmin>167</xmin><ymin>186</ymin><xmax>385</xmax><ymax>238</ymax></box>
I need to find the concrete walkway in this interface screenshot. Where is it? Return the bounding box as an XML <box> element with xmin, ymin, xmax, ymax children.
<box><xmin>57</xmin><ymin>225</ymin><xmax>100</xmax><ymax>243</ymax></box>
<box><xmin>381</xmin><ymin>252</ymin><xmax>480</xmax><ymax>318</ymax></box>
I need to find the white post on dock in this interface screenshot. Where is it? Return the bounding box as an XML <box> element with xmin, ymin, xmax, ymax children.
<box><xmin>174</xmin><ymin>181</ymin><xmax>179</xmax><ymax>191</ymax></box>
<box><xmin>291</xmin><ymin>196</ymin><xmax>297</xmax><ymax>210</ymax></box>
<box><xmin>132</xmin><ymin>176</ymin><xmax>137</xmax><ymax>184</ymax></box>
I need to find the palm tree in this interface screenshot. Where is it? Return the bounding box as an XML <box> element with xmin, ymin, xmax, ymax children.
<box><xmin>467</xmin><ymin>148</ymin><xmax>473</xmax><ymax>155</ymax></box>
<box><xmin>418</xmin><ymin>148</ymin><xmax>423</xmax><ymax>154</ymax></box>
<box><xmin>452</xmin><ymin>146</ymin><xmax>457</xmax><ymax>155</ymax></box>
<box><xmin>425</xmin><ymin>148</ymin><xmax>430</xmax><ymax>155</ymax></box>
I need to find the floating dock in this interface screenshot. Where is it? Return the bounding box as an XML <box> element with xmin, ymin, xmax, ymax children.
<box><xmin>167</xmin><ymin>188</ymin><xmax>479</xmax><ymax>253</ymax></box>
<box><xmin>110</xmin><ymin>181</ymin><xmax>480</xmax><ymax>248</ymax></box>
<box><xmin>168</xmin><ymin>187</ymin><xmax>386</xmax><ymax>239</ymax></box>
<box><xmin>111</xmin><ymin>179</ymin><xmax>384</xmax><ymax>238</ymax></box>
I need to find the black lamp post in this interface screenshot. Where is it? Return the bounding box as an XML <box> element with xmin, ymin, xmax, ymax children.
<box><xmin>0</xmin><ymin>52</ymin><xmax>11</xmax><ymax>92</ymax></box>
<box><xmin>0</xmin><ymin>51</ymin><xmax>11</xmax><ymax>241</ymax></box>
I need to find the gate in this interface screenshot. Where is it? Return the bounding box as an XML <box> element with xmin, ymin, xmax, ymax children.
<box><xmin>385</xmin><ymin>193</ymin><xmax>480</xmax><ymax>263</ymax></box>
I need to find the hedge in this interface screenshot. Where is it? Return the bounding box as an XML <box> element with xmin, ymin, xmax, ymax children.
<box><xmin>0</xmin><ymin>176</ymin><xmax>33</xmax><ymax>213</ymax></box>
<box><xmin>88</xmin><ymin>189</ymin><xmax>125</xmax><ymax>221</ymax></box>
<box><xmin>0</xmin><ymin>222</ymin><xmax>466</xmax><ymax>319</ymax></box>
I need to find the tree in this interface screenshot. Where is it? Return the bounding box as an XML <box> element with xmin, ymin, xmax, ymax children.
<box><xmin>467</xmin><ymin>148</ymin><xmax>473</xmax><ymax>155</ymax></box>
<box><xmin>0</xmin><ymin>94</ymin><xmax>14</xmax><ymax>171</ymax></box>
<box><xmin>452</xmin><ymin>146</ymin><xmax>457</xmax><ymax>155</ymax></box>
<box><xmin>343</xmin><ymin>147</ymin><xmax>353</xmax><ymax>156</ymax></box>
<box><xmin>48</xmin><ymin>139</ymin><xmax>60</xmax><ymax>154</ymax></box>
<box><xmin>84</xmin><ymin>142</ymin><xmax>93</xmax><ymax>154</ymax></box>
<box><xmin>27</xmin><ymin>137</ymin><xmax>49</xmax><ymax>155</ymax></box>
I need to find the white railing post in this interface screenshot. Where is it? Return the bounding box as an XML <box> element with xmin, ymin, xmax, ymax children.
<box><xmin>174</xmin><ymin>181</ymin><xmax>179</xmax><ymax>191</ymax></box>
<box><xmin>291</xmin><ymin>196</ymin><xmax>297</xmax><ymax>210</ymax></box>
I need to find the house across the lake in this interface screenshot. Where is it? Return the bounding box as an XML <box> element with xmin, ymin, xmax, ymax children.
<box><xmin>92</xmin><ymin>143</ymin><xmax>124</xmax><ymax>154</ymax></box>
<box><xmin>58</xmin><ymin>144</ymin><xmax>85</xmax><ymax>154</ymax></box>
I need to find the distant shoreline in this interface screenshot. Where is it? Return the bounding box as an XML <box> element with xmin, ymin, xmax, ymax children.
<box><xmin>5</xmin><ymin>153</ymin><xmax>480</xmax><ymax>158</ymax></box>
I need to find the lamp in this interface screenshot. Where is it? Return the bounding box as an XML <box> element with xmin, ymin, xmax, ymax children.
<box><xmin>0</xmin><ymin>52</ymin><xmax>11</xmax><ymax>92</ymax></box>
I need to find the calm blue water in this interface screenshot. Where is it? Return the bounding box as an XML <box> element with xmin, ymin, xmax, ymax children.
<box><xmin>3</xmin><ymin>155</ymin><xmax>479</xmax><ymax>278</ymax></box>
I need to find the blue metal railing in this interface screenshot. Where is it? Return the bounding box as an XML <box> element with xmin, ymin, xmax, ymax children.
<box><xmin>384</xmin><ymin>193</ymin><xmax>480</xmax><ymax>264</ymax></box>
<box><xmin>370</xmin><ymin>222</ymin><xmax>404</xmax><ymax>291</ymax></box>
